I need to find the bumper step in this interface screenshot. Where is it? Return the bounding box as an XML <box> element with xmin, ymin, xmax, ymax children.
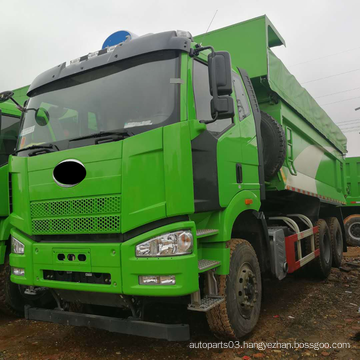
<box><xmin>198</xmin><ymin>259</ymin><xmax>221</xmax><ymax>272</ymax></box>
<box><xmin>187</xmin><ymin>296</ymin><xmax>224</xmax><ymax>312</ymax></box>
<box><xmin>24</xmin><ymin>306</ymin><xmax>190</xmax><ymax>341</ymax></box>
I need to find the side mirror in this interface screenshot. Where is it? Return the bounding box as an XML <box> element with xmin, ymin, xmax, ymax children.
<box><xmin>208</xmin><ymin>51</ymin><xmax>234</xmax><ymax>120</ymax></box>
<box><xmin>0</xmin><ymin>91</ymin><xmax>15</xmax><ymax>104</ymax></box>
<box><xmin>0</xmin><ymin>91</ymin><xmax>26</xmax><ymax>112</ymax></box>
<box><xmin>35</xmin><ymin>107</ymin><xmax>50</xmax><ymax>126</ymax></box>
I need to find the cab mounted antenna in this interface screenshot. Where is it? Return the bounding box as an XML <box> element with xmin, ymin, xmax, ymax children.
<box><xmin>191</xmin><ymin>10</ymin><xmax>218</xmax><ymax>57</ymax></box>
<box><xmin>201</xmin><ymin>10</ymin><xmax>218</xmax><ymax>46</ymax></box>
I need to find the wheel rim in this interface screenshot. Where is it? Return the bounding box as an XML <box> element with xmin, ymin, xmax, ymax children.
<box><xmin>349</xmin><ymin>222</ymin><xmax>360</xmax><ymax>240</ymax></box>
<box><xmin>236</xmin><ymin>263</ymin><xmax>258</xmax><ymax>319</ymax></box>
<box><xmin>322</xmin><ymin>233</ymin><xmax>331</xmax><ymax>264</ymax></box>
<box><xmin>335</xmin><ymin>229</ymin><xmax>343</xmax><ymax>255</ymax></box>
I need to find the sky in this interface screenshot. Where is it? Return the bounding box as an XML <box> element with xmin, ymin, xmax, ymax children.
<box><xmin>1</xmin><ymin>0</ymin><xmax>359</xmax><ymax>156</ymax></box>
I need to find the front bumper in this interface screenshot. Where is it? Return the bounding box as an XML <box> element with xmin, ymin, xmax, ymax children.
<box><xmin>25</xmin><ymin>306</ymin><xmax>190</xmax><ymax>341</ymax></box>
<box><xmin>10</xmin><ymin>221</ymin><xmax>199</xmax><ymax>297</ymax></box>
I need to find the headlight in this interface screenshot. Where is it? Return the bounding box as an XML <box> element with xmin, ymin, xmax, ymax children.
<box><xmin>136</xmin><ymin>230</ymin><xmax>193</xmax><ymax>257</ymax></box>
<box><xmin>11</xmin><ymin>236</ymin><xmax>25</xmax><ymax>255</ymax></box>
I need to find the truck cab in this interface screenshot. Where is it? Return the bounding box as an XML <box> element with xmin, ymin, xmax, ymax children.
<box><xmin>0</xmin><ymin>86</ymin><xmax>36</xmax><ymax>315</ymax></box>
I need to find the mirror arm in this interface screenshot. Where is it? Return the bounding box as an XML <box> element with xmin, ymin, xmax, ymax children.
<box><xmin>190</xmin><ymin>45</ymin><xmax>215</xmax><ymax>57</ymax></box>
<box><xmin>200</xmin><ymin>112</ymin><xmax>218</xmax><ymax>125</ymax></box>
<box><xmin>9</xmin><ymin>97</ymin><xmax>26</xmax><ymax>112</ymax></box>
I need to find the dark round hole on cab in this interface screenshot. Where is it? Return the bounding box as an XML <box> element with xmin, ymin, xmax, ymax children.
<box><xmin>53</xmin><ymin>160</ymin><xmax>86</xmax><ymax>186</ymax></box>
<box><xmin>67</xmin><ymin>254</ymin><xmax>76</xmax><ymax>261</ymax></box>
<box><xmin>78</xmin><ymin>254</ymin><xmax>86</xmax><ymax>262</ymax></box>
<box><xmin>58</xmin><ymin>254</ymin><xmax>65</xmax><ymax>261</ymax></box>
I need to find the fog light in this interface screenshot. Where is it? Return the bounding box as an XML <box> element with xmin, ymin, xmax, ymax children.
<box><xmin>11</xmin><ymin>236</ymin><xmax>25</xmax><ymax>254</ymax></box>
<box><xmin>139</xmin><ymin>275</ymin><xmax>158</xmax><ymax>285</ymax></box>
<box><xmin>12</xmin><ymin>267</ymin><xmax>25</xmax><ymax>276</ymax></box>
<box><xmin>159</xmin><ymin>276</ymin><xmax>176</xmax><ymax>285</ymax></box>
<box><xmin>139</xmin><ymin>275</ymin><xmax>175</xmax><ymax>285</ymax></box>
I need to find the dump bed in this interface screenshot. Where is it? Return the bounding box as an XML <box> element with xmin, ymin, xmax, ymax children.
<box><xmin>345</xmin><ymin>157</ymin><xmax>360</xmax><ymax>206</ymax></box>
<box><xmin>195</xmin><ymin>16</ymin><xmax>347</xmax><ymax>206</ymax></box>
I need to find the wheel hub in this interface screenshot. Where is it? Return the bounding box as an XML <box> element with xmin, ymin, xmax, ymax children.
<box><xmin>349</xmin><ymin>222</ymin><xmax>360</xmax><ymax>240</ymax></box>
<box><xmin>236</xmin><ymin>264</ymin><xmax>258</xmax><ymax>318</ymax></box>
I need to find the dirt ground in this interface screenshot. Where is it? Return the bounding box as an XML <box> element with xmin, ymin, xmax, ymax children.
<box><xmin>0</xmin><ymin>248</ymin><xmax>359</xmax><ymax>360</ymax></box>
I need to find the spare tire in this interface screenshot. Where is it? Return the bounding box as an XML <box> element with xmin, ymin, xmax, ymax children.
<box><xmin>260</xmin><ymin>111</ymin><xmax>286</xmax><ymax>181</ymax></box>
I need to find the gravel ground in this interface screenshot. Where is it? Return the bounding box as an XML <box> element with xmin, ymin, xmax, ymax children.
<box><xmin>0</xmin><ymin>247</ymin><xmax>359</xmax><ymax>360</ymax></box>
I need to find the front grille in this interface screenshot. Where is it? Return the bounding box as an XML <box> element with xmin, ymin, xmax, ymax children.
<box><xmin>31</xmin><ymin>195</ymin><xmax>121</xmax><ymax>218</ymax></box>
<box><xmin>43</xmin><ymin>270</ymin><xmax>111</xmax><ymax>285</ymax></box>
<box><xmin>30</xmin><ymin>195</ymin><xmax>121</xmax><ymax>235</ymax></box>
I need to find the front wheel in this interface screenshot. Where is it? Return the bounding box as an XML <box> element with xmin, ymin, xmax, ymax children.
<box><xmin>0</xmin><ymin>256</ymin><xmax>54</xmax><ymax>316</ymax></box>
<box><xmin>0</xmin><ymin>257</ymin><xmax>28</xmax><ymax>316</ymax></box>
<box><xmin>206</xmin><ymin>239</ymin><xmax>262</xmax><ymax>339</ymax></box>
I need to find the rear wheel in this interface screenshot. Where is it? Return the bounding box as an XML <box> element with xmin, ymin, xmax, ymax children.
<box><xmin>306</xmin><ymin>219</ymin><xmax>332</xmax><ymax>279</ymax></box>
<box><xmin>326</xmin><ymin>217</ymin><xmax>343</xmax><ymax>268</ymax></box>
<box><xmin>206</xmin><ymin>239</ymin><xmax>262</xmax><ymax>339</ymax></box>
<box><xmin>344</xmin><ymin>215</ymin><xmax>360</xmax><ymax>247</ymax></box>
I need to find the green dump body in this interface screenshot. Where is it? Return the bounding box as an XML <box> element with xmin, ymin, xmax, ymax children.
<box><xmin>345</xmin><ymin>157</ymin><xmax>360</xmax><ymax>206</ymax></box>
<box><xmin>195</xmin><ymin>16</ymin><xmax>347</xmax><ymax>206</ymax></box>
<box><xmin>0</xmin><ymin>86</ymin><xmax>28</xmax><ymax>264</ymax></box>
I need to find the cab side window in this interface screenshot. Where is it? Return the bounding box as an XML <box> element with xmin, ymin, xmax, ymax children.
<box><xmin>193</xmin><ymin>60</ymin><xmax>233</xmax><ymax>134</ymax></box>
<box><xmin>233</xmin><ymin>72</ymin><xmax>250</xmax><ymax>120</ymax></box>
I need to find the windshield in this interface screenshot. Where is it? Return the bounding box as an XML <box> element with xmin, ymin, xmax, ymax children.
<box><xmin>0</xmin><ymin>114</ymin><xmax>21</xmax><ymax>165</ymax></box>
<box><xmin>17</xmin><ymin>51</ymin><xmax>180</xmax><ymax>152</ymax></box>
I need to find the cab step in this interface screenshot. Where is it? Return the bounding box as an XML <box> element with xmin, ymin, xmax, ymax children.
<box><xmin>187</xmin><ymin>296</ymin><xmax>225</xmax><ymax>312</ymax></box>
<box><xmin>196</xmin><ymin>229</ymin><xmax>218</xmax><ymax>238</ymax></box>
<box><xmin>198</xmin><ymin>259</ymin><xmax>221</xmax><ymax>272</ymax></box>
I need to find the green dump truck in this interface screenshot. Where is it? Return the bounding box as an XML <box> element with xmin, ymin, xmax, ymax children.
<box><xmin>0</xmin><ymin>86</ymin><xmax>29</xmax><ymax>315</ymax></box>
<box><xmin>3</xmin><ymin>16</ymin><xmax>347</xmax><ymax>340</ymax></box>
<box><xmin>343</xmin><ymin>156</ymin><xmax>360</xmax><ymax>246</ymax></box>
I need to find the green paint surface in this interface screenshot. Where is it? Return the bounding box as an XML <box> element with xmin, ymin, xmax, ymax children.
<box><xmin>345</xmin><ymin>157</ymin><xmax>360</xmax><ymax>206</ymax></box>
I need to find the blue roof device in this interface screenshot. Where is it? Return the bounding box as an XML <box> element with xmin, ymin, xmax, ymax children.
<box><xmin>102</xmin><ymin>31</ymin><xmax>137</xmax><ymax>49</ymax></box>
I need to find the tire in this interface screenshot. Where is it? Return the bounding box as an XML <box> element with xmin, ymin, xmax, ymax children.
<box><xmin>206</xmin><ymin>239</ymin><xmax>262</xmax><ymax>339</ymax></box>
<box><xmin>0</xmin><ymin>257</ymin><xmax>26</xmax><ymax>316</ymax></box>
<box><xmin>260</xmin><ymin>111</ymin><xmax>286</xmax><ymax>181</ymax></box>
<box><xmin>344</xmin><ymin>215</ymin><xmax>360</xmax><ymax>247</ymax></box>
<box><xmin>306</xmin><ymin>219</ymin><xmax>332</xmax><ymax>279</ymax></box>
<box><xmin>0</xmin><ymin>256</ymin><xmax>55</xmax><ymax>317</ymax></box>
<box><xmin>326</xmin><ymin>217</ymin><xmax>343</xmax><ymax>268</ymax></box>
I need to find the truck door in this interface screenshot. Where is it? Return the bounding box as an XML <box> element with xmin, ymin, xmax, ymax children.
<box><xmin>192</xmin><ymin>60</ymin><xmax>246</xmax><ymax>209</ymax></box>
<box><xmin>232</xmin><ymin>71</ymin><xmax>261</xmax><ymax>195</ymax></box>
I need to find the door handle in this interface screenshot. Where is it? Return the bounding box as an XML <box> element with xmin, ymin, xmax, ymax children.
<box><xmin>236</xmin><ymin>163</ymin><xmax>243</xmax><ymax>184</ymax></box>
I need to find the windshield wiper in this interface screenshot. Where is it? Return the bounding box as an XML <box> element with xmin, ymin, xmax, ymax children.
<box><xmin>15</xmin><ymin>143</ymin><xmax>59</xmax><ymax>154</ymax></box>
<box><xmin>69</xmin><ymin>130</ymin><xmax>132</xmax><ymax>143</ymax></box>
